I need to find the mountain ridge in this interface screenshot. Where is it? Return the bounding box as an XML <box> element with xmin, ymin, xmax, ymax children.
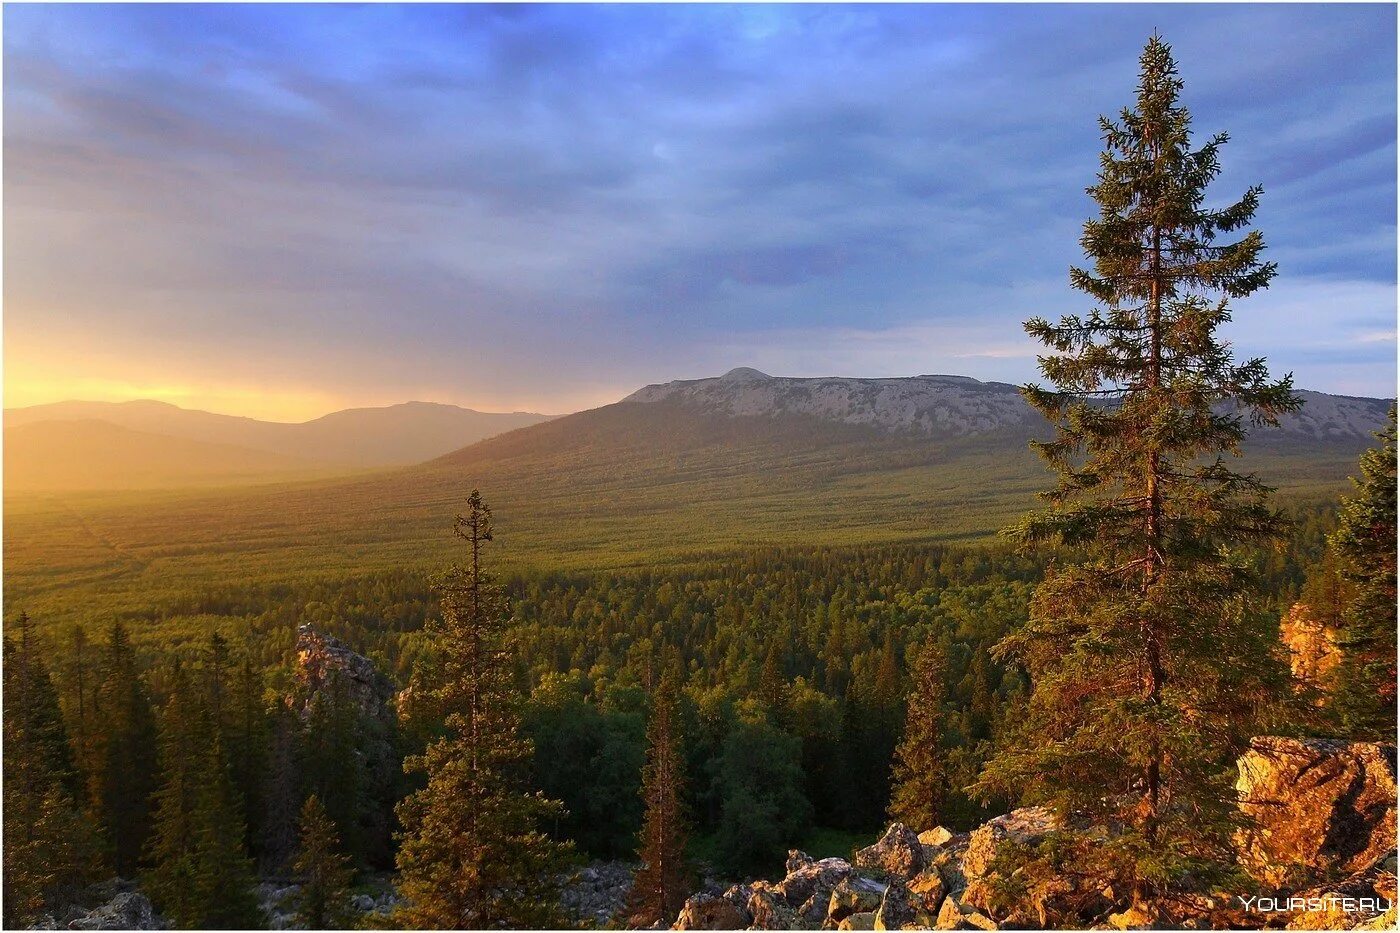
<box><xmin>4</xmin><ymin>398</ymin><xmax>555</xmax><ymax>470</ymax></box>
<box><xmin>626</xmin><ymin>368</ymin><xmax>1392</xmax><ymax>441</ymax></box>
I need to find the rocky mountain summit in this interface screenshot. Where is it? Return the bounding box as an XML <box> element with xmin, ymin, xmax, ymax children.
<box><xmin>672</xmin><ymin>737</ymin><xmax>1396</xmax><ymax>931</ymax></box>
<box><xmin>626</xmin><ymin>369</ymin><xmax>1393</xmax><ymax>442</ymax></box>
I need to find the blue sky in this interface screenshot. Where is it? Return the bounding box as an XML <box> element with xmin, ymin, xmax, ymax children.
<box><xmin>4</xmin><ymin>3</ymin><xmax>1395</xmax><ymax>418</ymax></box>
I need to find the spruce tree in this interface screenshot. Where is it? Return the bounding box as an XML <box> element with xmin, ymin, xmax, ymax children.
<box><xmin>1330</xmin><ymin>406</ymin><xmax>1397</xmax><ymax>738</ymax></box>
<box><xmin>91</xmin><ymin>621</ymin><xmax>160</xmax><ymax>877</ymax></box>
<box><xmin>394</xmin><ymin>490</ymin><xmax>572</xmax><ymax>928</ymax></box>
<box><xmin>3</xmin><ymin>620</ymin><xmax>102</xmax><ymax>926</ymax></box>
<box><xmin>146</xmin><ymin>664</ymin><xmax>263</xmax><ymax>929</ymax></box>
<box><xmin>888</xmin><ymin>638</ymin><xmax>948</xmax><ymax>831</ymax></box>
<box><xmin>976</xmin><ymin>35</ymin><xmax>1299</xmax><ymax>902</ymax></box>
<box><xmin>293</xmin><ymin>795</ymin><xmax>355</xmax><ymax>930</ymax></box>
<box><xmin>624</xmin><ymin>670</ymin><xmax>692</xmax><ymax>928</ymax></box>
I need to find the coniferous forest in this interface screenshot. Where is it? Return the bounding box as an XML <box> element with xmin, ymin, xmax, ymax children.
<box><xmin>4</xmin><ymin>25</ymin><xmax>1397</xmax><ymax>933</ymax></box>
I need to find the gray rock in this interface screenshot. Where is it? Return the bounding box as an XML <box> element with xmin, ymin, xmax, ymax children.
<box><xmin>854</xmin><ymin>824</ymin><xmax>926</xmax><ymax>881</ymax></box>
<box><xmin>67</xmin><ymin>892</ymin><xmax>163</xmax><ymax>930</ymax></box>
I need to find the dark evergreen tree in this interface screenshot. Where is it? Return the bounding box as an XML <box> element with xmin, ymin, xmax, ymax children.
<box><xmin>3</xmin><ymin>618</ymin><xmax>102</xmax><ymax>926</ymax></box>
<box><xmin>91</xmin><ymin>622</ymin><xmax>160</xmax><ymax>877</ymax></box>
<box><xmin>292</xmin><ymin>795</ymin><xmax>355</xmax><ymax>930</ymax></box>
<box><xmin>888</xmin><ymin>638</ymin><xmax>948</xmax><ymax>831</ymax></box>
<box><xmin>394</xmin><ymin>490</ymin><xmax>572</xmax><ymax>928</ymax></box>
<box><xmin>624</xmin><ymin>670</ymin><xmax>692</xmax><ymax>928</ymax></box>
<box><xmin>711</xmin><ymin>716</ymin><xmax>811</xmax><ymax>877</ymax></box>
<box><xmin>976</xmin><ymin>35</ymin><xmax>1299</xmax><ymax>902</ymax></box>
<box><xmin>146</xmin><ymin>665</ymin><xmax>263</xmax><ymax>929</ymax></box>
<box><xmin>1330</xmin><ymin>406</ymin><xmax>1397</xmax><ymax>738</ymax></box>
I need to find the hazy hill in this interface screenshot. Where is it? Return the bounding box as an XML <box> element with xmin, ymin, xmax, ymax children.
<box><xmin>4</xmin><ymin>420</ymin><xmax>320</xmax><ymax>491</ymax></box>
<box><xmin>5</xmin><ymin>371</ymin><xmax>1390</xmax><ymax>626</ymax></box>
<box><xmin>4</xmin><ymin>399</ymin><xmax>554</xmax><ymax>470</ymax></box>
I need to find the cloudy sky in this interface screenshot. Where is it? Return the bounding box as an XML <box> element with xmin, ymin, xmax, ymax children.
<box><xmin>5</xmin><ymin>3</ymin><xmax>1395</xmax><ymax>420</ymax></box>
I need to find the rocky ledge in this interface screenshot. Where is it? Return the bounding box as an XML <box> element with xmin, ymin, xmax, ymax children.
<box><xmin>673</xmin><ymin>737</ymin><xmax>1398</xmax><ymax>931</ymax></box>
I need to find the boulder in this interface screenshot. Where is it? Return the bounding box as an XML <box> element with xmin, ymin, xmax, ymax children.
<box><xmin>674</xmin><ymin>886</ymin><xmax>752</xmax><ymax>930</ymax></box>
<box><xmin>778</xmin><ymin>851</ymin><xmax>851</xmax><ymax>902</ymax></box>
<box><xmin>931</xmin><ymin>893</ymin><xmax>996</xmax><ymax>931</ymax></box>
<box><xmin>788</xmin><ymin>850</ymin><xmax>816</xmax><ymax>874</ymax></box>
<box><xmin>828</xmin><ymin>877</ymin><xmax>887</xmax><ymax>923</ymax></box>
<box><xmin>960</xmin><ymin>807</ymin><xmax>1059</xmax><ymax>887</ymax></box>
<box><xmin>855</xmin><ymin>823</ymin><xmax>927</xmax><ymax>880</ymax></box>
<box><xmin>1235</xmin><ymin>737</ymin><xmax>1397</xmax><ymax>885</ymax></box>
<box><xmin>959</xmin><ymin>807</ymin><xmax>1060</xmax><ymax>915</ymax></box>
<box><xmin>906</xmin><ymin>870</ymin><xmax>948</xmax><ymax>915</ymax></box>
<box><xmin>748</xmin><ymin>883</ymin><xmax>805</xmax><ymax>930</ymax></box>
<box><xmin>918</xmin><ymin>827</ymin><xmax>956</xmax><ymax>849</ymax></box>
<box><xmin>67</xmin><ymin>892</ymin><xmax>163</xmax><ymax>930</ymax></box>
<box><xmin>872</xmin><ymin>882</ymin><xmax>918</xmax><ymax>931</ymax></box>
<box><xmin>837</xmin><ymin>911</ymin><xmax>876</xmax><ymax>931</ymax></box>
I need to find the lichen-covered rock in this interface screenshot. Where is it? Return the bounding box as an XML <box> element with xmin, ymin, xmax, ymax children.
<box><xmin>674</xmin><ymin>885</ymin><xmax>752</xmax><ymax>930</ymax></box>
<box><xmin>906</xmin><ymin>870</ymin><xmax>948</xmax><ymax>915</ymax></box>
<box><xmin>918</xmin><ymin>827</ymin><xmax>955</xmax><ymax>849</ymax></box>
<box><xmin>777</xmin><ymin>856</ymin><xmax>852</xmax><ymax>920</ymax></box>
<box><xmin>827</xmin><ymin>877</ymin><xmax>887</xmax><ymax>924</ymax></box>
<box><xmin>560</xmin><ymin>861</ymin><xmax>634</xmax><ymax>926</ymax></box>
<box><xmin>837</xmin><ymin>911</ymin><xmax>877</xmax><ymax>931</ymax></box>
<box><xmin>778</xmin><ymin>851</ymin><xmax>851</xmax><ymax>902</ymax></box>
<box><xmin>855</xmin><ymin>823</ymin><xmax>926</xmax><ymax>880</ymax></box>
<box><xmin>872</xmin><ymin>882</ymin><xmax>920</xmax><ymax>931</ymax></box>
<box><xmin>749</xmin><ymin>882</ymin><xmax>806</xmax><ymax>930</ymax></box>
<box><xmin>294</xmin><ymin>624</ymin><xmax>395</xmax><ymax>724</ymax></box>
<box><xmin>960</xmin><ymin>807</ymin><xmax>1059</xmax><ymax>887</ymax></box>
<box><xmin>66</xmin><ymin>892</ymin><xmax>163</xmax><ymax>930</ymax></box>
<box><xmin>1235</xmin><ymin>737</ymin><xmax>1397</xmax><ymax>886</ymax></box>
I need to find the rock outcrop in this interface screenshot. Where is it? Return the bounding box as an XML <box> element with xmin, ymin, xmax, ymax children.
<box><xmin>293</xmin><ymin>624</ymin><xmax>396</xmax><ymax>724</ymax></box>
<box><xmin>672</xmin><ymin>737</ymin><xmax>1399</xmax><ymax>930</ymax></box>
<box><xmin>1236</xmin><ymin>736</ymin><xmax>1397</xmax><ymax>886</ymax></box>
<box><xmin>1279</xmin><ymin>603</ymin><xmax>1342</xmax><ymax>694</ymax></box>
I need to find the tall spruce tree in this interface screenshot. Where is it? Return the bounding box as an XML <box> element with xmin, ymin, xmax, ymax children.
<box><xmin>888</xmin><ymin>638</ymin><xmax>948</xmax><ymax>831</ymax></box>
<box><xmin>1329</xmin><ymin>406</ymin><xmax>1397</xmax><ymax>738</ymax></box>
<box><xmin>292</xmin><ymin>795</ymin><xmax>355</xmax><ymax>930</ymax></box>
<box><xmin>624</xmin><ymin>670</ymin><xmax>692</xmax><ymax>928</ymax></box>
<box><xmin>3</xmin><ymin>618</ymin><xmax>102</xmax><ymax>926</ymax></box>
<box><xmin>146</xmin><ymin>664</ymin><xmax>262</xmax><ymax>929</ymax></box>
<box><xmin>91</xmin><ymin>621</ymin><xmax>160</xmax><ymax>878</ymax></box>
<box><xmin>976</xmin><ymin>35</ymin><xmax>1299</xmax><ymax>902</ymax></box>
<box><xmin>394</xmin><ymin>490</ymin><xmax>572</xmax><ymax>928</ymax></box>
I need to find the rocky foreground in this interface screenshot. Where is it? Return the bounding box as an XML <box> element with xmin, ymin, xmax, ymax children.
<box><xmin>672</xmin><ymin>737</ymin><xmax>1397</xmax><ymax>932</ymax></box>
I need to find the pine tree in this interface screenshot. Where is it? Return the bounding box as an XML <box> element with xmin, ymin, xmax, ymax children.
<box><xmin>624</xmin><ymin>670</ymin><xmax>692</xmax><ymax>928</ymax></box>
<box><xmin>976</xmin><ymin>35</ymin><xmax>1299</xmax><ymax>903</ymax></box>
<box><xmin>394</xmin><ymin>490</ymin><xmax>573</xmax><ymax>928</ymax></box>
<box><xmin>888</xmin><ymin>638</ymin><xmax>948</xmax><ymax>831</ymax></box>
<box><xmin>1330</xmin><ymin>406</ymin><xmax>1397</xmax><ymax>738</ymax></box>
<box><xmin>292</xmin><ymin>795</ymin><xmax>355</xmax><ymax>930</ymax></box>
<box><xmin>3</xmin><ymin>618</ymin><xmax>102</xmax><ymax>926</ymax></box>
<box><xmin>91</xmin><ymin>621</ymin><xmax>160</xmax><ymax>877</ymax></box>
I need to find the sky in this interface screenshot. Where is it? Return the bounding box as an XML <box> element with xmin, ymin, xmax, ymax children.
<box><xmin>4</xmin><ymin>3</ymin><xmax>1396</xmax><ymax>421</ymax></box>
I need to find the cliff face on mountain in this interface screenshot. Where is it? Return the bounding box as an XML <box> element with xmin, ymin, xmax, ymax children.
<box><xmin>671</xmin><ymin>738</ymin><xmax>1398</xmax><ymax>931</ymax></box>
<box><xmin>626</xmin><ymin>369</ymin><xmax>1393</xmax><ymax>443</ymax></box>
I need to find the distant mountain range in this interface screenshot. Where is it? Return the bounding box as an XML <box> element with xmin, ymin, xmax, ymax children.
<box><xmin>627</xmin><ymin>368</ymin><xmax>1392</xmax><ymax>442</ymax></box>
<box><xmin>4</xmin><ymin>399</ymin><xmax>553</xmax><ymax>490</ymax></box>
<box><xmin>4</xmin><ymin>370</ymin><xmax>1391</xmax><ymax>598</ymax></box>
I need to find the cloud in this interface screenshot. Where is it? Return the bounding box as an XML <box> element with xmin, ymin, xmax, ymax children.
<box><xmin>3</xmin><ymin>3</ymin><xmax>1395</xmax><ymax>414</ymax></box>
